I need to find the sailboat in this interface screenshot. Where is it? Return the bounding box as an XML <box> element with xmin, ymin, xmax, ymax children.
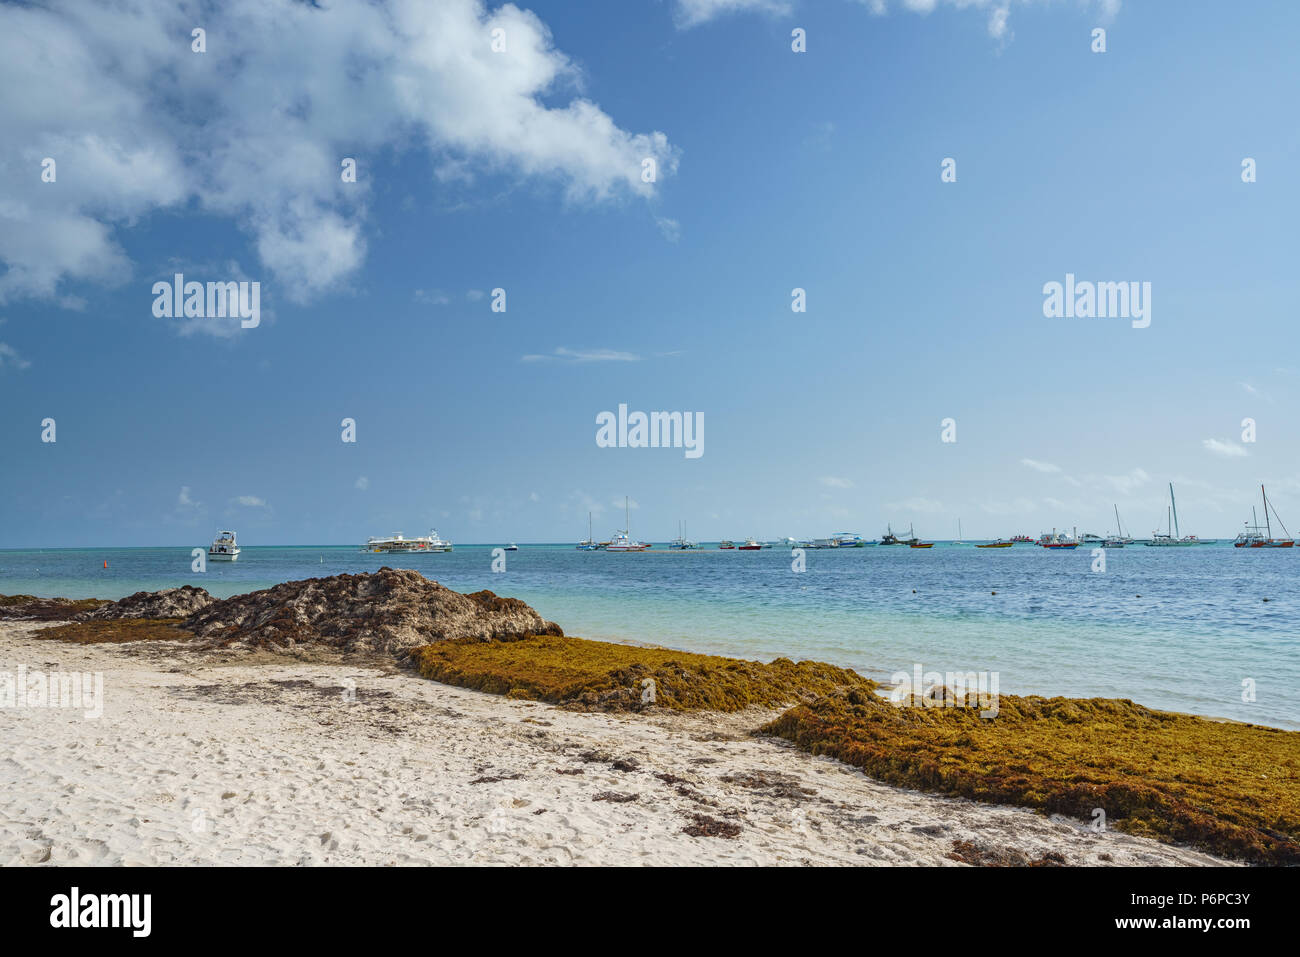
<box><xmin>577</xmin><ymin>512</ymin><xmax>600</xmax><ymax>550</ymax></box>
<box><xmin>605</xmin><ymin>496</ymin><xmax>651</xmax><ymax>551</ymax></box>
<box><xmin>1235</xmin><ymin>485</ymin><xmax>1294</xmax><ymax>548</ymax></box>
<box><xmin>953</xmin><ymin>519</ymin><xmax>964</xmax><ymax>546</ymax></box>
<box><xmin>1145</xmin><ymin>484</ymin><xmax>1198</xmax><ymax>545</ymax></box>
<box><xmin>669</xmin><ymin>520</ymin><xmax>698</xmax><ymax>550</ymax></box>
<box><xmin>1102</xmin><ymin>505</ymin><xmax>1129</xmax><ymax>547</ymax></box>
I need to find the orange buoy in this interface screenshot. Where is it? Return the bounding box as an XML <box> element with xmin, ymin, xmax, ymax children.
<box><xmin>103</xmin><ymin>560</ymin><xmax>108</xmax><ymax>569</ymax></box>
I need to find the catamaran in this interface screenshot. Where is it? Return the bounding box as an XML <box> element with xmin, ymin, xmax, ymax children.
<box><xmin>831</xmin><ymin>532</ymin><xmax>867</xmax><ymax>547</ymax></box>
<box><xmin>606</xmin><ymin>497</ymin><xmax>650</xmax><ymax>551</ymax></box>
<box><xmin>209</xmin><ymin>530</ymin><xmax>240</xmax><ymax>561</ymax></box>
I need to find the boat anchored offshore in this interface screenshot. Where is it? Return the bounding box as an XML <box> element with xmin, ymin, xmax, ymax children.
<box><xmin>577</xmin><ymin>512</ymin><xmax>600</xmax><ymax>550</ymax></box>
<box><xmin>1039</xmin><ymin>529</ymin><xmax>1078</xmax><ymax>549</ymax></box>
<box><xmin>879</xmin><ymin>523</ymin><xmax>918</xmax><ymax>546</ymax></box>
<box><xmin>1146</xmin><ymin>484</ymin><xmax>1198</xmax><ymax>546</ymax></box>
<box><xmin>1234</xmin><ymin>485</ymin><xmax>1295</xmax><ymax>548</ymax></box>
<box><xmin>739</xmin><ymin>538</ymin><xmax>763</xmax><ymax>550</ymax></box>
<box><xmin>605</xmin><ymin>497</ymin><xmax>650</xmax><ymax>551</ymax></box>
<box><xmin>364</xmin><ymin>530</ymin><xmax>452</xmax><ymax>553</ymax></box>
<box><xmin>209</xmin><ymin>530</ymin><xmax>240</xmax><ymax>562</ymax></box>
<box><xmin>668</xmin><ymin>520</ymin><xmax>699</xmax><ymax>550</ymax></box>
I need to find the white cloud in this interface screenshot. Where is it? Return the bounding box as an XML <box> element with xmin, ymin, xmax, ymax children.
<box><xmin>234</xmin><ymin>495</ymin><xmax>268</xmax><ymax>508</ymax></box>
<box><xmin>521</xmin><ymin>346</ymin><xmax>642</xmax><ymax>362</ymax></box>
<box><xmin>414</xmin><ymin>289</ymin><xmax>450</xmax><ymax>306</ymax></box>
<box><xmin>177</xmin><ymin>486</ymin><xmax>200</xmax><ymax>509</ymax></box>
<box><xmin>820</xmin><ymin>476</ymin><xmax>854</xmax><ymax>489</ymax></box>
<box><xmin>1020</xmin><ymin>458</ymin><xmax>1061</xmax><ymax>473</ymax></box>
<box><xmin>1203</xmin><ymin>439</ymin><xmax>1248</xmax><ymax>458</ymax></box>
<box><xmin>0</xmin><ymin>0</ymin><xmax>678</xmax><ymax>305</ymax></box>
<box><xmin>0</xmin><ymin>342</ymin><xmax>30</xmax><ymax>370</ymax></box>
<box><xmin>529</xmin><ymin>491</ymin><xmax>540</xmax><ymax>502</ymax></box>
<box><xmin>885</xmin><ymin>496</ymin><xmax>944</xmax><ymax>513</ymax></box>
<box><xmin>1099</xmin><ymin>468</ymin><xmax>1150</xmax><ymax>494</ymax></box>
<box><xmin>355</xmin><ymin>476</ymin><xmax>370</xmax><ymax>490</ymax></box>
<box><xmin>674</xmin><ymin>0</ymin><xmax>792</xmax><ymax>29</ymax></box>
<box><xmin>681</xmin><ymin>0</ymin><xmax>1120</xmax><ymax>39</ymax></box>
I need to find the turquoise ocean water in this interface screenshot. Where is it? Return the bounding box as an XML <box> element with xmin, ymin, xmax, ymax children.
<box><xmin>2</xmin><ymin>543</ymin><xmax>1296</xmax><ymax>729</ymax></box>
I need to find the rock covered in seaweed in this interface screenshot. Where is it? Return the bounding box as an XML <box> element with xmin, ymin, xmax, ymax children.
<box><xmin>0</xmin><ymin>595</ymin><xmax>110</xmax><ymax>621</ymax></box>
<box><xmin>183</xmin><ymin>567</ymin><xmax>563</xmax><ymax>654</ymax></box>
<box><xmin>79</xmin><ymin>586</ymin><xmax>214</xmax><ymax>620</ymax></box>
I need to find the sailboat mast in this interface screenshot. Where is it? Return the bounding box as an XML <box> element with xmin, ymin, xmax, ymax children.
<box><xmin>1170</xmin><ymin>483</ymin><xmax>1180</xmax><ymax>539</ymax></box>
<box><xmin>1114</xmin><ymin>504</ymin><xmax>1123</xmax><ymax>537</ymax></box>
<box><xmin>1262</xmin><ymin>485</ymin><xmax>1272</xmax><ymax>539</ymax></box>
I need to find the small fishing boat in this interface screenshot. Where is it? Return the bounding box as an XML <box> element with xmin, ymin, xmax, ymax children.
<box><xmin>503</xmin><ymin>543</ymin><xmax>519</xmax><ymax>551</ymax></box>
<box><xmin>209</xmin><ymin>530</ymin><xmax>240</xmax><ymax>562</ymax></box>
<box><xmin>831</xmin><ymin>532</ymin><xmax>866</xmax><ymax>548</ymax></box>
<box><xmin>739</xmin><ymin>538</ymin><xmax>763</xmax><ymax>550</ymax></box>
<box><xmin>879</xmin><ymin>523</ymin><xmax>918</xmax><ymax>546</ymax></box>
<box><xmin>976</xmin><ymin>540</ymin><xmax>1013</xmax><ymax>548</ymax></box>
<box><xmin>718</xmin><ymin>540</ymin><xmax>736</xmax><ymax>550</ymax></box>
<box><xmin>909</xmin><ymin>541</ymin><xmax>934</xmax><ymax>548</ymax></box>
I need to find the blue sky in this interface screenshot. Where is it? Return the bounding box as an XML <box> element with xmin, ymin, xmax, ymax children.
<box><xmin>2</xmin><ymin>0</ymin><xmax>1298</xmax><ymax>547</ymax></box>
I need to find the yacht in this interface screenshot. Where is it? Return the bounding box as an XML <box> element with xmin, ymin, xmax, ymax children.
<box><xmin>503</xmin><ymin>543</ymin><xmax>519</xmax><ymax>551</ymax></box>
<box><xmin>364</xmin><ymin>530</ymin><xmax>452</xmax><ymax>553</ymax></box>
<box><xmin>739</xmin><ymin>538</ymin><xmax>763</xmax><ymax>550</ymax></box>
<box><xmin>209</xmin><ymin>530</ymin><xmax>240</xmax><ymax>562</ymax></box>
<box><xmin>831</xmin><ymin>532</ymin><xmax>867</xmax><ymax>548</ymax></box>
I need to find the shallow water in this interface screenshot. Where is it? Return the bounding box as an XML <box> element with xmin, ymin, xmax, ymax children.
<box><xmin>2</xmin><ymin>543</ymin><xmax>1296</xmax><ymax>728</ymax></box>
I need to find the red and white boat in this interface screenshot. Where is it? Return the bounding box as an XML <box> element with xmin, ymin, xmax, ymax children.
<box><xmin>738</xmin><ymin>538</ymin><xmax>763</xmax><ymax>550</ymax></box>
<box><xmin>1234</xmin><ymin>486</ymin><xmax>1295</xmax><ymax>548</ymax></box>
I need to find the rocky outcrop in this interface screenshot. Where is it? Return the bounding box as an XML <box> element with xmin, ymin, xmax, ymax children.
<box><xmin>79</xmin><ymin>585</ymin><xmax>215</xmax><ymax>620</ymax></box>
<box><xmin>183</xmin><ymin>567</ymin><xmax>563</xmax><ymax>654</ymax></box>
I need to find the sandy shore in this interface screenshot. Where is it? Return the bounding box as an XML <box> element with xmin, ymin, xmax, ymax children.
<box><xmin>0</xmin><ymin>622</ymin><xmax>1230</xmax><ymax>866</ymax></box>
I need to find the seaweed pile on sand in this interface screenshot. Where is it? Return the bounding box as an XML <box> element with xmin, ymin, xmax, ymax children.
<box><xmin>760</xmin><ymin>686</ymin><xmax>1300</xmax><ymax>865</ymax></box>
<box><xmin>412</xmin><ymin>633</ymin><xmax>873</xmax><ymax>712</ymax></box>
<box><xmin>182</xmin><ymin>567</ymin><xmax>562</xmax><ymax>654</ymax></box>
<box><xmin>0</xmin><ymin>595</ymin><xmax>109</xmax><ymax>621</ymax></box>
<box><xmin>13</xmin><ymin>568</ymin><xmax>561</xmax><ymax>656</ymax></box>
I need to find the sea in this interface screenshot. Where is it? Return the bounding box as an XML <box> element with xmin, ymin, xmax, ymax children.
<box><xmin>2</xmin><ymin>542</ymin><xmax>1296</xmax><ymax>729</ymax></box>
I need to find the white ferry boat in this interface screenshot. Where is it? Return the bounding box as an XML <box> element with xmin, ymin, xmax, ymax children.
<box><xmin>209</xmin><ymin>530</ymin><xmax>240</xmax><ymax>562</ymax></box>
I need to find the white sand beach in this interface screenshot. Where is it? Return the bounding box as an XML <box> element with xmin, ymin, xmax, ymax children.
<box><xmin>0</xmin><ymin>622</ymin><xmax>1230</xmax><ymax>866</ymax></box>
